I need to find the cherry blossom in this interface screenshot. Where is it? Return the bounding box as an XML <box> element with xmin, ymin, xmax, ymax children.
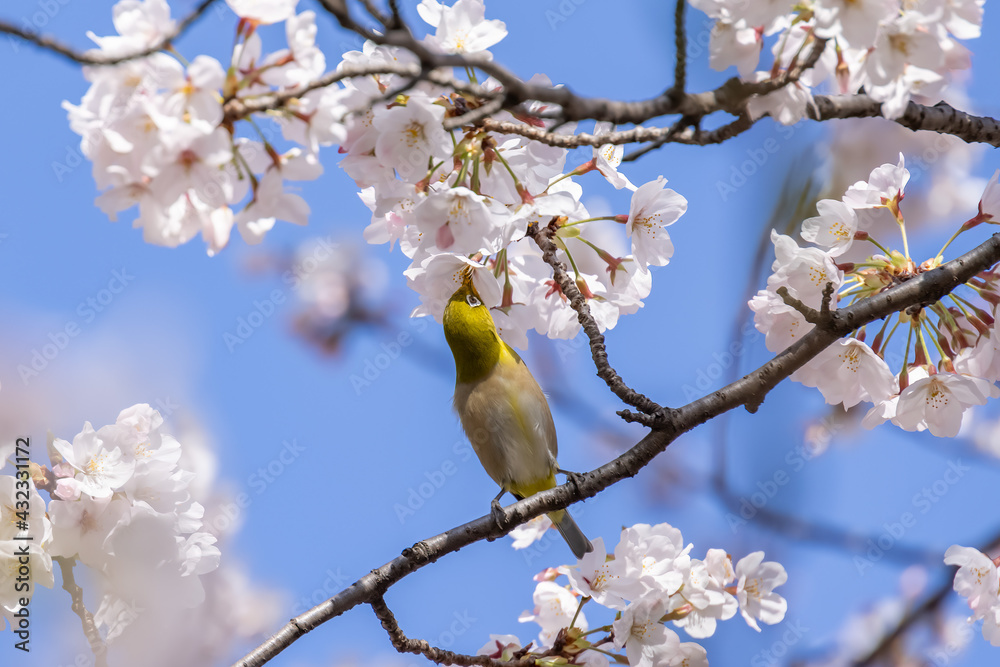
<box><xmin>159</xmin><ymin>55</ymin><xmax>226</xmax><ymax>126</ymax></box>
<box><xmin>792</xmin><ymin>338</ymin><xmax>896</xmax><ymax>408</ymax></box>
<box><xmin>708</xmin><ymin>19</ymin><xmax>762</xmax><ymax>76</ymax></box>
<box><xmin>945</xmin><ymin>545</ymin><xmax>1000</xmax><ymax>645</ymax></box>
<box><xmin>866</xmin><ymin>13</ymin><xmax>944</xmax><ymax>87</ymax></box>
<box><xmin>734</xmin><ymin>552</ymin><xmax>789</xmax><ymax>632</ymax></box>
<box><xmin>767</xmin><ymin>230</ymin><xmax>843</xmax><ymax>304</ymax></box>
<box><xmin>372</xmin><ymin>93</ymin><xmax>452</xmax><ymax>181</ymax></box>
<box><xmin>566</xmin><ymin>537</ymin><xmax>629</xmax><ymax>610</ymax></box>
<box><xmin>813</xmin><ymin>0</ymin><xmax>897</xmax><ymax>47</ymax></box>
<box><xmin>513</xmin><ymin>519</ymin><xmax>786</xmax><ymax>664</ymax></box>
<box><xmin>954</xmin><ymin>321</ymin><xmax>1000</xmax><ymax>382</ymax></box>
<box><xmin>412</xmin><ymin>186</ymin><xmax>510</xmax><ymax>253</ymax></box>
<box><xmin>225</xmin><ymin>0</ymin><xmax>298</xmax><ymax>24</ymax></box>
<box><xmin>53</xmin><ymin>1</ymin><xmax>1000</xmax><ymax>663</ymax></box>
<box><xmin>591</xmin><ymin>122</ymin><xmax>636</xmax><ymax>191</ymax></box>
<box><xmin>750</xmin><ymin>288</ymin><xmax>813</xmax><ymax>353</ymax></box>
<box><xmin>891</xmin><ymin>370</ymin><xmax>996</xmax><ymax>437</ymax></box>
<box><xmin>747</xmin><ymin>75</ymin><xmax>814</xmax><ymax>126</ymax></box>
<box><xmin>613</xmin><ymin>596</ymin><xmax>680</xmax><ymax>667</ymax></box>
<box><xmin>974</xmin><ymin>169</ymin><xmax>1000</xmax><ymax>223</ymax></box>
<box><xmin>613</xmin><ymin>522</ymin><xmax>692</xmax><ymax>601</ymax></box>
<box><xmin>476</xmin><ymin>634</ymin><xmax>524</xmax><ymax>660</ymax></box>
<box><xmin>260</xmin><ymin>11</ymin><xmax>326</xmax><ymax>89</ymax></box>
<box><xmin>0</xmin><ymin>541</ymin><xmax>54</xmax><ymax>632</ymax></box>
<box><xmin>66</xmin><ymin>0</ymin><xmax>702</xmax><ymax>348</ymax></box>
<box><xmin>420</xmin><ymin>0</ymin><xmax>508</xmax><ymax>56</ymax></box>
<box><xmin>673</xmin><ymin>549</ymin><xmax>739</xmax><ymax>639</ymax></box>
<box><xmin>518</xmin><ymin>580</ymin><xmax>587</xmax><ymax>648</ymax></box>
<box><xmin>406</xmin><ymin>254</ymin><xmax>502</xmax><ymax>321</ymax></box>
<box><xmin>800</xmin><ymin>198</ymin><xmax>860</xmax><ymax>256</ymax></box>
<box><xmin>945</xmin><ymin>546</ymin><xmax>1000</xmax><ymax>617</ymax></box>
<box><xmin>625</xmin><ymin>176</ymin><xmax>687</xmax><ymax>271</ymax></box>
<box><xmin>91</xmin><ymin>0</ymin><xmax>175</xmax><ymax>54</ymax></box>
<box><xmin>52</xmin><ymin>423</ymin><xmax>135</xmax><ymax>499</ymax></box>
<box><xmin>843</xmin><ymin>153</ymin><xmax>909</xmax><ymax>211</ymax></box>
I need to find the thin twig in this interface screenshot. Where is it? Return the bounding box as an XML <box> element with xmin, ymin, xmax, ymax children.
<box><xmin>371</xmin><ymin>596</ymin><xmax>539</xmax><ymax>666</ymax></box>
<box><xmin>529</xmin><ymin>219</ymin><xmax>666</xmax><ymax>424</ymax></box>
<box><xmin>222</xmin><ymin>62</ymin><xmax>490</xmax><ymax>125</ymax></box>
<box><xmin>623</xmin><ymin>114</ymin><xmax>750</xmax><ymax>160</ymax></box>
<box><xmin>358</xmin><ymin>0</ymin><xmax>390</xmax><ymax>27</ymax></box>
<box><xmin>386</xmin><ymin>0</ymin><xmax>404</xmax><ymax>31</ymax></box>
<box><xmin>0</xmin><ymin>0</ymin><xmax>220</xmax><ymax>66</ymax></box>
<box><xmin>8</xmin><ymin>3</ymin><xmax>999</xmax><ymax>148</ymax></box>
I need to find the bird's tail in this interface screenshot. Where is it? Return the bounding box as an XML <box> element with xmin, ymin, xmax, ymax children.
<box><xmin>548</xmin><ymin>509</ymin><xmax>593</xmax><ymax>560</ymax></box>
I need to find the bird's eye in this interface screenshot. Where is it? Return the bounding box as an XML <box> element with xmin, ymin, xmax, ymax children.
<box><xmin>466</xmin><ymin>294</ymin><xmax>481</xmax><ymax>307</ymax></box>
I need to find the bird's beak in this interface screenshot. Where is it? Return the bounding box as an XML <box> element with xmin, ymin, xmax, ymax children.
<box><xmin>459</xmin><ymin>265</ymin><xmax>476</xmax><ymax>290</ymax></box>
<box><xmin>462</xmin><ymin>266</ymin><xmax>472</xmax><ymax>287</ymax></box>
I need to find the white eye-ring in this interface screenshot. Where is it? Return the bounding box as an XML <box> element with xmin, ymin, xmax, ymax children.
<box><xmin>466</xmin><ymin>294</ymin><xmax>481</xmax><ymax>307</ymax></box>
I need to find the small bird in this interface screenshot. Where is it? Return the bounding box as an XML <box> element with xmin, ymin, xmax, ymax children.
<box><xmin>442</xmin><ymin>268</ymin><xmax>593</xmax><ymax>559</ymax></box>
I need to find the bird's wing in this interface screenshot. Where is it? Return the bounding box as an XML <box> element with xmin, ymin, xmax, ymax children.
<box><xmin>502</xmin><ymin>349</ymin><xmax>558</xmax><ymax>464</ymax></box>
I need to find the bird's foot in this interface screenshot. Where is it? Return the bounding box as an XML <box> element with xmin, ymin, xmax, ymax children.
<box><xmin>558</xmin><ymin>468</ymin><xmax>585</xmax><ymax>493</ymax></box>
<box><xmin>490</xmin><ymin>498</ymin><xmax>507</xmax><ymax>529</ymax></box>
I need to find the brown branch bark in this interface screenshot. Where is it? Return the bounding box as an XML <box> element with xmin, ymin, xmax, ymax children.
<box><xmin>810</xmin><ymin>95</ymin><xmax>1000</xmax><ymax>147</ymax></box>
<box><xmin>371</xmin><ymin>597</ymin><xmax>539</xmax><ymax>666</ymax></box>
<box><xmin>528</xmin><ymin>219</ymin><xmax>664</xmax><ymax>424</ymax></box>
<box><xmin>10</xmin><ymin>0</ymin><xmax>992</xmax><ymax>151</ymax></box>
<box><xmin>0</xmin><ymin>0</ymin><xmax>219</xmax><ymax>66</ymax></box>
<box><xmin>485</xmin><ymin>94</ymin><xmax>1000</xmax><ymax>155</ymax></box>
<box><xmin>221</xmin><ymin>62</ymin><xmax>490</xmax><ymax>126</ymax></box>
<box><xmin>671</xmin><ymin>0</ymin><xmax>687</xmax><ymax>97</ymax></box>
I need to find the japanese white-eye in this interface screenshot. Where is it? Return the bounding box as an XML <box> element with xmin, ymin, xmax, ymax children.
<box><xmin>442</xmin><ymin>268</ymin><xmax>593</xmax><ymax>559</ymax></box>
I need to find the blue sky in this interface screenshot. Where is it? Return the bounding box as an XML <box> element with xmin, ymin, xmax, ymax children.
<box><xmin>3</xmin><ymin>1</ymin><xmax>1000</xmax><ymax>666</ymax></box>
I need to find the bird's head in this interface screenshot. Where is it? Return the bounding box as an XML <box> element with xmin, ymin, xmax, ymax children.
<box><xmin>443</xmin><ymin>267</ymin><xmax>503</xmax><ymax>383</ymax></box>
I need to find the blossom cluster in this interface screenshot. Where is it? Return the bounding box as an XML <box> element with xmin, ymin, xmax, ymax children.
<box><xmin>945</xmin><ymin>545</ymin><xmax>1000</xmax><ymax>646</ymax></box>
<box><xmin>323</xmin><ymin>0</ymin><xmax>689</xmax><ymax>346</ymax></box>
<box><xmin>480</xmin><ymin>522</ymin><xmax>787</xmax><ymax>667</ymax></box>
<box><xmin>65</xmin><ymin>0</ymin><xmax>688</xmax><ymax>347</ymax></box>
<box><xmin>0</xmin><ymin>469</ymin><xmax>53</xmax><ymax>632</ymax></box>
<box><xmin>690</xmin><ymin>0</ymin><xmax>985</xmax><ymax>122</ymax></box>
<box><xmin>750</xmin><ymin>155</ymin><xmax>1000</xmax><ymax>437</ymax></box>
<box><xmin>1</xmin><ymin>405</ymin><xmax>220</xmax><ymax>643</ymax></box>
<box><xmin>65</xmin><ymin>0</ymin><xmax>331</xmax><ymax>255</ymax></box>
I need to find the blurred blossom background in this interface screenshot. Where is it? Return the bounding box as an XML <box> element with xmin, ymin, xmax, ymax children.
<box><xmin>2</xmin><ymin>1</ymin><xmax>1000</xmax><ymax>665</ymax></box>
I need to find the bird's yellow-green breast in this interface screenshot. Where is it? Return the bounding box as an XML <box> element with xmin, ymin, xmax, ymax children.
<box><xmin>442</xmin><ymin>269</ymin><xmax>557</xmax><ymax>486</ymax></box>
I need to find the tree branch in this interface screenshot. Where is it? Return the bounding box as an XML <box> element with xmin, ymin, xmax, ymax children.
<box><xmin>313</xmin><ymin>1</ymin><xmax>824</xmax><ymax>127</ymax></box>
<box><xmin>487</xmin><ymin>93</ymin><xmax>1000</xmax><ymax>155</ymax></box>
<box><xmin>55</xmin><ymin>557</ymin><xmax>107</xmax><ymax>667</ymax></box>
<box><xmin>221</xmin><ymin>62</ymin><xmax>490</xmax><ymax>126</ymax></box>
<box><xmin>810</xmin><ymin>95</ymin><xmax>1000</xmax><ymax>147</ymax></box>
<box><xmin>371</xmin><ymin>596</ymin><xmax>538</xmax><ymax>666</ymax></box>
<box><xmin>15</xmin><ymin>0</ymin><xmax>994</xmax><ymax>152</ymax></box>
<box><xmin>529</xmin><ymin>219</ymin><xmax>665</xmax><ymax>423</ymax></box>
<box><xmin>0</xmin><ymin>0</ymin><xmax>220</xmax><ymax>66</ymax></box>
<box><xmin>671</xmin><ymin>0</ymin><xmax>687</xmax><ymax>97</ymax></box>
<box><xmin>232</xmin><ymin>233</ymin><xmax>1000</xmax><ymax>667</ymax></box>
